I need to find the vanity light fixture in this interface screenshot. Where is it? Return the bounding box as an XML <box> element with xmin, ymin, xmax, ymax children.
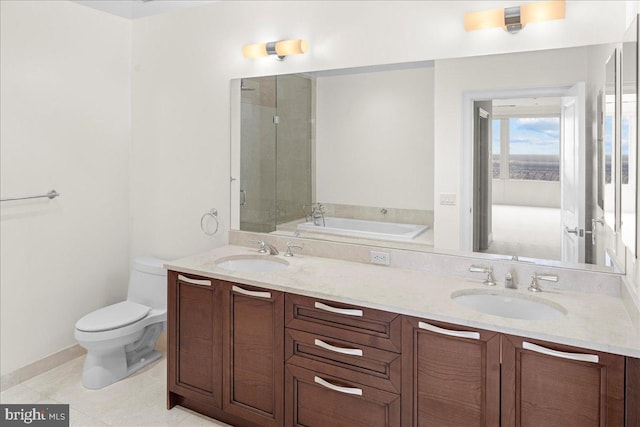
<box><xmin>464</xmin><ymin>0</ymin><xmax>565</xmax><ymax>34</ymax></box>
<box><xmin>242</xmin><ymin>39</ymin><xmax>308</xmax><ymax>60</ymax></box>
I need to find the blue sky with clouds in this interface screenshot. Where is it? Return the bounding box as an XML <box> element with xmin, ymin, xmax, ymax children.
<box><xmin>494</xmin><ymin>115</ymin><xmax>631</xmax><ymax>157</ymax></box>
<box><xmin>492</xmin><ymin>117</ymin><xmax>560</xmax><ymax>155</ymax></box>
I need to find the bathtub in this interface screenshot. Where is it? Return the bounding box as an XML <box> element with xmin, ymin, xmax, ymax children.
<box><xmin>297</xmin><ymin>217</ymin><xmax>429</xmax><ymax>241</ymax></box>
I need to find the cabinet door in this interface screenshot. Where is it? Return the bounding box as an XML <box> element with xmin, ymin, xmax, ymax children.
<box><xmin>501</xmin><ymin>335</ymin><xmax>625</xmax><ymax>427</ymax></box>
<box><xmin>167</xmin><ymin>272</ymin><xmax>222</xmax><ymax>408</ymax></box>
<box><xmin>223</xmin><ymin>282</ymin><xmax>284</xmax><ymax>427</ymax></box>
<box><xmin>627</xmin><ymin>357</ymin><xmax>640</xmax><ymax>427</ymax></box>
<box><xmin>401</xmin><ymin>317</ymin><xmax>500</xmax><ymax>427</ymax></box>
<box><xmin>285</xmin><ymin>364</ymin><xmax>400</xmax><ymax>427</ymax></box>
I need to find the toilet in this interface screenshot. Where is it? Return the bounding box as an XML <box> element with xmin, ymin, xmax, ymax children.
<box><xmin>74</xmin><ymin>257</ymin><xmax>167</xmax><ymax>389</ymax></box>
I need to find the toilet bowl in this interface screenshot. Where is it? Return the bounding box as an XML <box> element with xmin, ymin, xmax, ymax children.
<box><xmin>74</xmin><ymin>257</ymin><xmax>167</xmax><ymax>389</ymax></box>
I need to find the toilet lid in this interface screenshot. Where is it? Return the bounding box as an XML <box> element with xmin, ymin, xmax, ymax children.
<box><xmin>76</xmin><ymin>301</ymin><xmax>151</xmax><ymax>332</ymax></box>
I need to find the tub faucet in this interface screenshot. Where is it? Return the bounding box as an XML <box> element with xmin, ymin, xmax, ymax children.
<box><xmin>528</xmin><ymin>273</ymin><xmax>558</xmax><ymax>292</ymax></box>
<box><xmin>306</xmin><ymin>203</ymin><xmax>325</xmax><ymax>226</ymax></box>
<box><xmin>249</xmin><ymin>240</ymin><xmax>279</xmax><ymax>255</ymax></box>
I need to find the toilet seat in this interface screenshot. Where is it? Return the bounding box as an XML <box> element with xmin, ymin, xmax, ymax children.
<box><xmin>76</xmin><ymin>301</ymin><xmax>151</xmax><ymax>332</ymax></box>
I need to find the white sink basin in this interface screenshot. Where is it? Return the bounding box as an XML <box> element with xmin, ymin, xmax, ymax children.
<box><xmin>451</xmin><ymin>290</ymin><xmax>567</xmax><ymax>321</ymax></box>
<box><xmin>215</xmin><ymin>256</ymin><xmax>289</xmax><ymax>273</ymax></box>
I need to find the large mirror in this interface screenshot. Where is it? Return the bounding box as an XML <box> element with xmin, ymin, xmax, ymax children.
<box><xmin>231</xmin><ymin>42</ymin><xmax>636</xmax><ymax>273</ymax></box>
<box><xmin>622</xmin><ymin>17</ymin><xmax>638</xmax><ymax>256</ymax></box>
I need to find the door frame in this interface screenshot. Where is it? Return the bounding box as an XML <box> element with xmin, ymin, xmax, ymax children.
<box><xmin>472</xmin><ymin>103</ymin><xmax>492</xmax><ymax>252</ymax></box>
<box><xmin>460</xmin><ymin>85</ymin><xmax>578</xmax><ymax>252</ymax></box>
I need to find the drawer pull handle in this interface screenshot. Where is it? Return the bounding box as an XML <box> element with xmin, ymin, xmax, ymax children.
<box><xmin>314</xmin><ymin>376</ymin><xmax>363</xmax><ymax>396</ymax></box>
<box><xmin>178</xmin><ymin>275</ymin><xmax>211</xmax><ymax>287</ymax></box>
<box><xmin>418</xmin><ymin>321</ymin><xmax>480</xmax><ymax>340</ymax></box>
<box><xmin>232</xmin><ymin>285</ymin><xmax>271</xmax><ymax>299</ymax></box>
<box><xmin>523</xmin><ymin>341</ymin><xmax>599</xmax><ymax>363</ymax></box>
<box><xmin>314</xmin><ymin>339</ymin><xmax>363</xmax><ymax>357</ymax></box>
<box><xmin>314</xmin><ymin>302</ymin><xmax>363</xmax><ymax>317</ymax></box>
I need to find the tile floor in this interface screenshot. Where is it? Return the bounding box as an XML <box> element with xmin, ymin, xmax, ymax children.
<box><xmin>0</xmin><ymin>356</ymin><xmax>231</xmax><ymax>426</ymax></box>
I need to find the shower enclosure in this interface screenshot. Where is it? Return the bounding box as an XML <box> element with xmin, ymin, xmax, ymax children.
<box><xmin>239</xmin><ymin>75</ymin><xmax>313</xmax><ymax>233</ymax></box>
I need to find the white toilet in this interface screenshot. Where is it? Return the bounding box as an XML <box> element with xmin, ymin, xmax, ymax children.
<box><xmin>74</xmin><ymin>257</ymin><xmax>167</xmax><ymax>389</ymax></box>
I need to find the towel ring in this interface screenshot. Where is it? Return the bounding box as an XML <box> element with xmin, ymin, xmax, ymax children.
<box><xmin>200</xmin><ymin>208</ymin><xmax>219</xmax><ymax>236</ymax></box>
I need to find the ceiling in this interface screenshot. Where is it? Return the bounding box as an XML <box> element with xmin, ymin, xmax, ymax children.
<box><xmin>71</xmin><ymin>0</ymin><xmax>218</xmax><ymax>20</ymax></box>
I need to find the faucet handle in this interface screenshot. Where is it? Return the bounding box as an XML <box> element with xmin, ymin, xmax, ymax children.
<box><xmin>248</xmin><ymin>240</ymin><xmax>267</xmax><ymax>253</ymax></box>
<box><xmin>528</xmin><ymin>273</ymin><xmax>558</xmax><ymax>292</ymax></box>
<box><xmin>284</xmin><ymin>242</ymin><xmax>303</xmax><ymax>257</ymax></box>
<box><xmin>469</xmin><ymin>265</ymin><xmax>496</xmax><ymax>286</ymax></box>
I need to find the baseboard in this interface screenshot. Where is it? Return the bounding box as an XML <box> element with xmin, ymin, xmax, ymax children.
<box><xmin>1</xmin><ymin>344</ymin><xmax>87</xmax><ymax>392</ymax></box>
<box><xmin>1</xmin><ymin>330</ymin><xmax>168</xmax><ymax>392</ymax></box>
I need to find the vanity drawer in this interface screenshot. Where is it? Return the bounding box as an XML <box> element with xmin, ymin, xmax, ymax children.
<box><xmin>285</xmin><ymin>328</ymin><xmax>401</xmax><ymax>393</ymax></box>
<box><xmin>285</xmin><ymin>363</ymin><xmax>401</xmax><ymax>427</ymax></box>
<box><xmin>285</xmin><ymin>294</ymin><xmax>401</xmax><ymax>353</ymax></box>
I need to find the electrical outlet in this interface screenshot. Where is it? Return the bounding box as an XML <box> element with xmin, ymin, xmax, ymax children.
<box><xmin>439</xmin><ymin>193</ymin><xmax>456</xmax><ymax>206</ymax></box>
<box><xmin>370</xmin><ymin>250</ymin><xmax>390</xmax><ymax>266</ymax></box>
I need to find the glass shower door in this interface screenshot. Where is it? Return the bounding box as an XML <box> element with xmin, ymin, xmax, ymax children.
<box><xmin>239</xmin><ymin>74</ymin><xmax>313</xmax><ymax>233</ymax></box>
<box><xmin>240</xmin><ymin>76</ymin><xmax>277</xmax><ymax>232</ymax></box>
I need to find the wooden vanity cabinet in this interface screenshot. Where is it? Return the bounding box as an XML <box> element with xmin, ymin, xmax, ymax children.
<box><xmin>501</xmin><ymin>334</ymin><xmax>625</xmax><ymax>427</ymax></box>
<box><xmin>627</xmin><ymin>357</ymin><xmax>640</xmax><ymax>427</ymax></box>
<box><xmin>168</xmin><ymin>271</ymin><xmax>633</xmax><ymax>427</ymax></box>
<box><xmin>168</xmin><ymin>272</ymin><xmax>284</xmax><ymax>427</ymax></box>
<box><xmin>402</xmin><ymin>318</ymin><xmax>627</xmax><ymax>427</ymax></box>
<box><xmin>401</xmin><ymin>316</ymin><xmax>501</xmax><ymax>427</ymax></box>
<box><xmin>222</xmin><ymin>282</ymin><xmax>284</xmax><ymax>427</ymax></box>
<box><xmin>285</xmin><ymin>294</ymin><xmax>402</xmax><ymax>427</ymax></box>
<box><xmin>167</xmin><ymin>271</ymin><xmax>223</xmax><ymax>409</ymax></box>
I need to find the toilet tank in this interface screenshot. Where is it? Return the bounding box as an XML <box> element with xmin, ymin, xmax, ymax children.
<box><xmin>127</xmin><ymin>257</ymin><xmax>167</xmax><ymax>309</ymax></box>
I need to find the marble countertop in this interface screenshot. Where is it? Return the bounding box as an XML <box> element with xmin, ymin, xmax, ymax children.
<box><xmin>165</xmin><ymin>245</ymin><xmax>640</xmax><ymax>358</ymax></box>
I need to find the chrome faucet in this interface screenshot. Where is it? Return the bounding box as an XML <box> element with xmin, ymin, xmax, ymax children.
<box><xmin>249</xmin><ymin>240</ymin><xmax>279</xmax><ymax>255</ymax></box>
<box><xmin>469</xmin><ymin>265</ymin><xmax>497</xmax><ymax>286</ymax></box>
<box><xmin>528</xmin><ymin>273</ymin><xmax>558</xmax><ymax>292</ymax></box>
<box><xmin>305</xmin><ymin>203</ymin><xmax>325</xmax><ymax>226</ymax></box>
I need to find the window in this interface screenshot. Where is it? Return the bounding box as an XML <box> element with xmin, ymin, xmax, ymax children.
<box><xmin>492</xmin><ymin>116</ymin><xmax>560</xmax><ymax>181</ymax></box>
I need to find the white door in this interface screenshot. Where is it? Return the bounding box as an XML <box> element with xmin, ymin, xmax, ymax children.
<box><xmin>560</xmin><ymin>83</ymin><xmax>586</xmax><ymax>263</ymax></box>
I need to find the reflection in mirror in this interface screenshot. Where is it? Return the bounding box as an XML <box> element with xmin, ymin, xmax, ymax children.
<box><xmin>622</xmin><ymin>18</ymin><xmax>638</xmax><ymax>255</ymax></box>
<box><xmin>477</xmin><ymin>97</ymin><xmax>563</xmax><ymax>261</ymax></box>
<box><xmin>604</xmin><ymin>50</ymin><xmax>617</xmax><ymax>230</ymax></box>
<box><xmin>231</xmin><ymin>45</ymin><xmax>631</xmax><ymax>273</ymax></box>
<box><xmin>239</xmin><ymin>75</ymin><xmax>313</xmax><ymax>233</ymax></box>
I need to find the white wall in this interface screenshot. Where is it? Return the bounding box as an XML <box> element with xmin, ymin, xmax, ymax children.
<box><xmin>492</xmin><ymin>180</ymin><xmax>561</xmax><ymax>208</ymax></box>
<box><xmin>0</xmin><ymin>1</ymin><xmax>131</xmax><ymax>375</ymax></box>
<box><xmin>131</xmin><ymin>1</ymin><xmax>628</xmax><ymax>261</ymax></box>
<box><xmin>433</xmin><ymin>47</ymin><xmax>591</xmax><ymax>250</ymax></box>
<box><xmin>315</xmin><ymin>66</ymin><xmax>434</xmax><ymax>211</ymax></box>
